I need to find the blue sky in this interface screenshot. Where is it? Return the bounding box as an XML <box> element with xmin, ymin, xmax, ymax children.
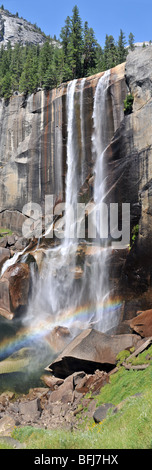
<box><xmin>2</xmin><ymin>0</ymin><xmax>152</xmax><ymax>47</ymax></box>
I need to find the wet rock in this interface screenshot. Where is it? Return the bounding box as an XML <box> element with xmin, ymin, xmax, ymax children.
<box><xmin>14</xmin><ymin>237</ymin><xmax>28</xmax><ymax>251</ymax></box>
<box><xmin>0</xmin><ymin>262</ymin><xmax>30</xmax><ymax>319</ymax></box>
<box><xmin>46</xmin><ymin>326</ymin><xmax>71</xmax><ymax>353</ymax></box>
<box><xmin>93</xmin><ymin>404</ymin><xmax>114</xmax><ymax>423</ymax></box>
<box><xmin>0</xmin><ymin>237</ymin><xmax>8</xmax><ymax>248</ymax></box>
<box><xmin>130</xmin><ymin>309</ymin><xmax>152</xmax><ymax>337</ymax></box>
<box><xmin>32</xmin><ymin>250</ymin><xmax>46</xmax><ymax>272</ymax></box>
<box><xmin>46</xmin><ymin>329</ymin><xmax>143</xmax><ymax>378</ymax></box>
<box><xmin>7</xmin><ymin>235</ymin><xmax>15</xmax><ymax>247</ymax></box>
<box><xmin>0</xmin><ymin>247</ymin><xmax>10</xmax><ymax>271</ymax></box>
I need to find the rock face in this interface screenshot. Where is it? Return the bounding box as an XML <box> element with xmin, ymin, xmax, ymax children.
<box><xmin>0</xmin><ymin>8</ymin><xmax>46</xmax><ymax>48</ymax></box>
<box><xmin>0</xmin><ymin>263</ymin><xmax>31</xmax><ymax>319</ymax></box>
<box><xmin>46</xmin><ymin>328</ymin><xmax>142</xmax><ymax>378</ymax></box>
<box><xmin>130</xmin><ymin>309</ymin><xmax>152</xmax><ymax>337</ymax></box>
<box><xmin>0</xmin><ymin>48</ymin><xmax>152</xmax><ymax>314</ymax></box>
<box><xmin>0</xmin><ymin>248</ymin><xmax>10</xmax><ymax>271</ymax></box>
<box><xmin>0</xmin><ymin>62</ymin><xmax>126</xmax><ymax>218</ymax></box>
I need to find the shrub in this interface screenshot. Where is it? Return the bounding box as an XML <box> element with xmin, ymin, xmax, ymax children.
<box><xmin>124</xmin><ymin>93</ymin><xmax>134</xmax><ymax>115</ymax></box>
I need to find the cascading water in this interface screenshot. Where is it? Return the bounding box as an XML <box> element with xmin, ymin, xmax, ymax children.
<box><xmin>87</xmin><ymin>70</ymin><xmax>120</xmax><ymax>332</ymax></box>
<box><xmin>64</xmin><ymin>79</ymin><xmax>77</xmax><ymax>243</ymax></box>
<box><xmin>0</xmin><ymin>71</ymin><xmax>122</xmax><ymax>392</ymax></box>
<box><xmin>80</xmin><ymin>78</ymin><xmax>86</xmax><ymax>185</ymax></box>
<box><xmin>93</xmin><ymin>70</ymin><xmax>110</xmax><ymax>223</ymax></box>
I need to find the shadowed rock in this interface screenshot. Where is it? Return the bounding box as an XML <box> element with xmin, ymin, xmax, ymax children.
<box><xmin>93</xmin><ymin>404</ymin><xmax>114</xmax><ymax>423</ymax></box>
<box><xmin>46</xmin><ymin>328</ymin><xmax>142</xmax><ymax>378</ymax></box>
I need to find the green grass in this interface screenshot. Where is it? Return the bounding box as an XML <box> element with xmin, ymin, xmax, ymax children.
<box><xmin>11</xmin><ymin>389</ymin><xmax>152</xmax><ymax>449</ymax></box>
<box><xmin>0</xmin><ymin>345</ymin><xmax>150</xmax><ymax>449</ymax></box>
<box><xmin>0</xmin><ymin>227</ymin><xmax>12</xmax><ymax>238</ymax></box>
<box><xmin>96</xmin><ymin>365</ymin><xmax>152</xmax><ymax>406</ymax></box>
<box><xmin>0</xmin><ymin>441</ymin><xmax>14</xmax><ymax>449</ymax></box>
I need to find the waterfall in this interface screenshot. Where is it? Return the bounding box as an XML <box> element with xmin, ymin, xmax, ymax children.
<box><xmin>0</xmin><ymin>72</ymin><xmax>122</xmax><ymax>387</ymax></box>
<box><xmin>1</xmin><ymin>246</ymin><xmax>27</xmax><ymax>277</ymax></box>
<box><xmin>92</xmin><ymin>70</ymin><xmax>110</xmax><ymax>235</ymax></box>
<box><xmin>64</xmin><ymin>79</ymin><xmax>77</xmax><ymax>243</ymax></box>
<box><xmin>88</xmin><ymin>70</ymin><xmax>119</xmax><ymax>332</ymax></box>
<box><xmin>22</xmin><ymin>79</ymin><xmax>79</xmax><ymax>333</ymax></box>
<box><xmin>80</xmin><ymin>78</ymin><xmax>86</xmax><ymax>185</ymax></box>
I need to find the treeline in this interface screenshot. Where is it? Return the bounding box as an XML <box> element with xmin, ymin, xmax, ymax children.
<box><xmin>0</xmin><ymin>5</ymin><xmax>135</xmax><ymax>99</ymax></box>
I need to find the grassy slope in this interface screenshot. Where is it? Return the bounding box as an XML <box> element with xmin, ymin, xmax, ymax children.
<box><xmin>1</xmin><ymin>345</ymin><xmax>152</xmax><ymax>449</ymax></box>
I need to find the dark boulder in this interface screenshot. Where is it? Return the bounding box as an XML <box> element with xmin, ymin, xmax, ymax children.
<box><xmin>46</xmin><ymin>328</ymin><xmax>142</xmax><ymax>378</ymax></box>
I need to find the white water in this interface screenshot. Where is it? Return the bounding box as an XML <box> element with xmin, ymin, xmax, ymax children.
<box><xmin>80</xmin><ymin>77</ymin><xmax>86</xmax><ymax>185</ymax></box>
<box><xmin>2</xmin><ymin>72</ymin><xmax>121</xmax><ymax>359</ymax></box>
<box><xmin>89</xmin><ymin>70</ymin><xmax>119</xmax><ymax>331</ymax></box>
<box><xmin>1</xmin><ymin>246</ymin><xmax>27</xmax><ymax>277</ymax></box>
<box><xmin>64</xmin><ymin>79</ymin><xmax>77</xmax><ymax>243</ymax></box>
<box><xmin>23</xmin><ymin>78</ymin><xmax>79</xmax><ymax>333</ymax></box>
<box><xmin>92</xmin><ymin>70</ymin><xmax>110</xmax><ymax>236</ymax></box>
<box><xmin>24</xmin><ymin>72</ymin><xmax>118</xmax><ymax>333</ymax></box>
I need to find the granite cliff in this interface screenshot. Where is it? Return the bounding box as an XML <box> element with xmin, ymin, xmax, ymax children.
<box><xmin>0</xmin><ymin>8</ymin><xmax>46</xmax><ymax>48</ymax></box>
<box><xmin>0</xmin><ymin>7</ymin><xmax>60</xmax><ymax>48</ymax></box>
<box><xmin>0</xmin><ymin>47</ymin><xmax>152</xmax><ymax>320</ymax></box>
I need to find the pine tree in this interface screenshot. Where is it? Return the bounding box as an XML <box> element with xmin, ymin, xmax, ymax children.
<box><xmin>43</xmin><ymin>48</ymin><xmax>63</xmax><ymax>89</ymax></box>
<box><xmin>19</xmin><ymin>46</ymin><xmax>39</xmax><ymax>94</ymax></box>
<box><xmin>38</xmin><ymin>41</ymin><xmax>53</xmax><ymax>86</ymax></box>
<box><xmin>128</xmin><ymin>32</ymin><xmax>135</xmax><ymax>51</ymax></box>
<box><xmin>10</xmin><ymin>43</ymin><xmax>24</xmax><ymax>91</ymax></box>
<box><xmin>104</xmin><ymin>34</ymin><xmax>117</xmax><ymax>69</ymax></box>
<box><xmin>96</xmin><ymin>44</ymin><xmax>104</xmax><ymax>73</ymax></box>
<box><xmin>117</xmin><ymin>29</ymin><xmax>127</xmax><ymax>63</ymax></box>
<box><xmin>67</xmin><ymin>5</ymin><xmax>83</xmax><ymax>79</ymax></box>
<box><xmin>83</xmin><ymin>21</ymin><xmax>98</xmax><ymax>76</ymax></box>
<box><xmin>1</xmin><ymin>71</ymin><xmax>12</xmax><ymax>99</ymax></box>
<box><xmin>60</xmin><ymin>16</ymin><xmax>71</xmax><ymax>57</ymax></box>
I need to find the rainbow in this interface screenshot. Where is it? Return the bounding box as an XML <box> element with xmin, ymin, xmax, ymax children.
<box><xmin>0</xmin><ymin>297</ymin><xmax>123</xmax><ymax>361</ymax></box>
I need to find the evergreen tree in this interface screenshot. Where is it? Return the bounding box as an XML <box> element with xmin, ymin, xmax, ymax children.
<box><xmin>60</xmin><ymin>16</ymin><xmax>71</xmax><ymax>57</ymax></box>
<box><xmin>128</xmin><ymin>32</ymin><xmax>135</xmax><ymax>51</ymax></box>
<box><xmin>95</xmin><ymin>44</ymin><xmax>104</xmax><ymax>72</ymax></box>
<box><xmin>0</xmin><ymin>4</ymin><xmax>135</xmax><ymax>98</ymax></box>
<box><xmin>43</xmin><ymin>48</ymin><xmax>63</xmax><ymax>89</ymax></box>
<box><xmin>38</xmin><ymin>41</ymin><xmax>53</xmax><ymax>86</ymax></box>
<box><xmin>1</xmin><ymin>71</ymin><xmax>12</xmax><ymax>99</ymax></box>
<box><xmin>67</xmin><ymin>5</ymin><xmax>83</xmax><ymax>78</ymax></box>
<box><xmin>83</xmin><ymin>21</ymin><xmax>98</xmax><ymax>76</ymax></box>
<box><xmin>117</xmin><ymin>29</ymin><xmax>127</xmax><ymax>63</ymax></box>
<box><xmin>19</xmin><ymin>46</ymin><xmax>39</xmax><ymax>94</ymax></box>
<box><xmin>10</xmin><ymin>43</ymin><xmax>23</xmax><ymax>91</ymax></box>
<box><xmin>104</xmin><ymin>34</ymin><xmax>117</xmax><ymax>69</ymax></box>
<box><xmin>60</xmin><ymin>15</ymin><xmax>72</xmax><ymax>81</ymax></box>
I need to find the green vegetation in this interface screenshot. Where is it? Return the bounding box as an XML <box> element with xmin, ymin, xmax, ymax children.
<box><xmin>128</xmin><ymin>32</ymin><xmax>135</xmax><ymax>51</ymax></box>
<box><xmin>116</xmin><ymin>349</ymin><xmax>130</xmax><ymax>366</ymax></box>
<box><xmin>129</xmin><ymin>223</ymin><xmax>139</xmax><ymax>250</ymax></box>
<box><xmin>0</xmin><ymin>5</ymin><xmax>135</xmax><ymax>99</ymax></box>
<box><xmin>0</xmin><ymin>227</ymin><xmax>12</xmax><ymax>237</ymax></box>
<box><xmin>11</xmin><ymin>390</ymin><xmax>152</xmax><ymax>449</ymax></box>
<box><xmin>5</xmin><ymin>346</ymin><xmax>152</xmax><ymax>449</ymax></box>
<box><xmin>0</xmin><ymin>440</ymin><xmax>14</xmax><ymax>449</ymax></box>
<box><xmin>124</xmin><ymin>93</ymin><xmax>134</xmax><ymax>115</ymax></box>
